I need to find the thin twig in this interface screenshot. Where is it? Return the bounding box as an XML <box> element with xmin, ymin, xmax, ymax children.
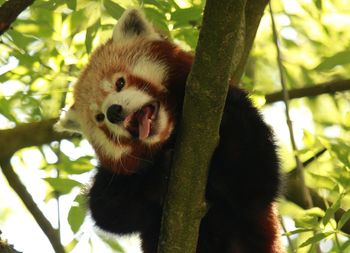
<box><xmin>54</xmin><ymin>159</ymin><xmax>62</xmax><ymax>243</ymax></box>
<box><xmin>269</xmin><ymin>5</ymin><xmax>324</xmax><ymax>252</ymax></box>
<box><xmin>269</xmin><ymin>2</ymin><xmax>314</xmax><ymax>209</ymax></box>
<box><xmin>0</xmin><ymin>159</ymin><xmax>65</xmax><ymax>253</ymax></box>
<box><xmin>280</xmin><ymin>218</ymin><xmax>296</xmax><ymax>253</ymax></box>
<box><xmin>265</xmin><ymin>79</ymin><xmax>350</xmax><ymax>104</ymax></box>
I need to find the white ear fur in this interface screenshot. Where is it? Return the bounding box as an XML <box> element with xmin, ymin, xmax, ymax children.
<box><xmin>112</xmin><ymin>8</ymin><xmax>159</xmax><ymax>42</ymax></box>
<box><xmin>54</xmin><ymin>107</ymin><xmax>81</xmax><ymax>133</ymax></box>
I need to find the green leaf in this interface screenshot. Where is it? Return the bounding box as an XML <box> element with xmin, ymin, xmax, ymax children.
<box><xmin>65</xmin><ymin>238</ymin><xmax>79</xmax><ymax>252</ymax></box>
<box><xmin>294</xmin><ymin>207</ymin><xmax>324</xmax><ymax>229</ymax></box>
<box><xmin>14</xmin><ymin>19</ymin><xmax>54</xmax><ymax>38</ymax></box>
<box><xmin>7</xmin><ymin>30</ymin><xmax>36</xmax><ymax>49</ymax></box>
<box><xmin>330</xmin><ymin>142</ymin><xmax>350</xmax><ymax>168</ymax></box>
<box><xmin>44</xmin><ymin>177</ymin><xmax>82</xmax><ymax>195</ymax></box>
<box><xmin>103</xmin><ymin>0</ymin><xmax>124</xmax><ymax>20</ymax></box>
<box><xmin>67</xmin><ymin>0</ymin><xmax>77</xmax><ymax>10</ymax></box>
<box><xmin>171</xmin><ymin>7</ymin><xmax>202</xmax><ymax>29</ymax></box>
<box><xmin>283</xmin><ymin>228</ymin><xmax>314</xmax><ymax>236</ymax></box>
<box><xmin>85</xmin><ymin>19</ymin><xmax>100</xmax><ymax>53</ymax></box>
<box><xmin>0</xmin><ymin>97</ymin><xmax>17</xmax><ymax>123</ymax></box>
<box><xmin>299</xmin><ymin>232</ymin><xmax>332</xmax><ymax>248</ymax></box>
<box><xmin>99</xmin><ymin>234</ymin><xmax>125</xmax><ymax>253</ymax></box>
<box><xmin>68</xmin><ymin>195</ymin><xmax>86</xmax><ymax>233</ymax></box>
<box><xmin>338</xmin><ymin>209</ymin><xmax>350</xmax><ymax>230</ymax></box>
<box><xmin>144</xmin><ymin>7</ymin><xmax>169</xmax><ymax>33</ymax></box>
<box><xmin>174</xmin><ymin>27</ymin><xmax>199</xmax><ymax>49</ymax></box>
<box><xmin>315</xmin><ymin>50</ymin><xmax>350</xmax><ymax>71</ymax></box>
<box><xmin>58</xmin><ymin>155</ymin><xmax>94</xmax><ymax>174</ymax></box>
<box><xmin>141</xmin><ymin>0</ymin><xmax>172</xmax><ymax>11</ymax></box>
<box><xmin>342</xmin><ymin>239</ymin><xmax>350</xmax><ymax>251</ymax></box>
<box><xmin>323</xmin><ymin>207</ymin><xmax>336</xmax><ymax>226</ymax></box>
<box><xmin>32</xmin><ymin>0</ymin><xmax>66</xmax><ymax>10</ymax></box>
<box><xmin>70</xmin><ymin>3</ymin><xmax>100</xmax><ymax>34</ymax></box>
<box><xmin>68</xmin><ymin>205</ymin><xmax>85</xmax><ymax>233</ymax></box>
<box><xmin>323</xmin><ymin>195</ymin><xmax>342</xmax><ymax>226</ymax></box>
<box><xmin>315</xmin><ymin>0</ymin><xmax>322</xmax><ymax>11</ymax></box>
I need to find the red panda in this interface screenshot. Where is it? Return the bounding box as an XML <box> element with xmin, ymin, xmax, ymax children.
<box><xmin>56</xmin><ymin>8</ymin><xmax>284</xmax><ymax>253</ymax></box>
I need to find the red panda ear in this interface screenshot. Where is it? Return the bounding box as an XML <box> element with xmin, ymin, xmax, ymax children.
<box><xmin>54</xmin><ymin>105</ymin><xmax>81</xmax><ymax>133</ymax></box>
<box><xmin>112</xmin><ymin>9</ymin><xmax>159</xmax><ymax>42</ymax></box>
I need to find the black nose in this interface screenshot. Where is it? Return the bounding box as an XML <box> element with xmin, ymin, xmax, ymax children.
<box><xmin>106</xmin><ymin>104</ymin><xmax>123</xmax><ymax>124</ymax></box>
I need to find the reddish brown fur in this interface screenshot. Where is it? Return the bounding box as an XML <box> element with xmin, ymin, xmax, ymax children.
<box><xmin>58</xmin><ymin>9</ymin><xmax>284</xmax><ymax>252</ymax></box>
<box><xmin>85</xmin><ymin>40</ymin><xmax>193</xmax><ymax>174</ymax></box>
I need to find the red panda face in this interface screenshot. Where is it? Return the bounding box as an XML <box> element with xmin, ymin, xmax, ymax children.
<box><xmin>55</xmin><ymin>9</ymin><xmax>192</xmax><ymax>170</ymax></box>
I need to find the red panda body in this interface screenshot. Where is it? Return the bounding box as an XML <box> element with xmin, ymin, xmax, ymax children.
<box><xmin>56</xmin><ymin>9</ymin><xmax>283</xmax><ymax>253</ymax></box>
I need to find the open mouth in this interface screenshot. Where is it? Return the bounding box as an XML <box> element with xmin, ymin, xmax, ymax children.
<box><xmin>123</xmin><ymin>101</ymin><xmax>160</xmax><ymax>140</ymax></box>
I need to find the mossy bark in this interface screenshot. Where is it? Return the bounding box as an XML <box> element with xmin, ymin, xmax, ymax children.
<box><xmin>0</xmin><ymin>119</ymin><xmax>71</xmax><ymax>160</ymax></box>
<box><xmin>158</xmin><ymin>1</ymin><xmax>250</xmax><ymax>253</ymax></box>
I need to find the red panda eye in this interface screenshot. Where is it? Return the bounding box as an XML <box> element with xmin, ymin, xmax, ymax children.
<box><xmin>116</xmin><ymin>77</ymin><xmax>125</xmax><ymax>92</ymax></box>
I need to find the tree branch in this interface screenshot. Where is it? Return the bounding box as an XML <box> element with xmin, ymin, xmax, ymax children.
<box><xmin>0</xmin><ymin>159</ymin><xmax>65</xmax><ymax>253</ymax></box>
<box><xmin>265</xmin><ymin>79</ymin><xmax>350</xmax><ymax>104</ymax></box>
<box><xmin>0</xmin><ymin>119</ymin><xmax>72</xmax><ymax>161</ymax></box>
<box><xmin>0</xmin><ymin>231</ymin><xmax>21</xmax><ymax>253</ymax></box>
<box><xmin>158</xmin><ymin>1</ymin><xmax>249</xmax><ymax>253</ymax></box>
<box><xmin>0</xmin><ymin>0</ymin><xmax>36</xmax><ymax>36</ymax></box>
<box><xmin>0</xmin><ymin>119</ymin><xmax>72</xmax><ymax>252</ymax></box>
<box><xmin>231</xmin><ymin>0</ymin><xmax>269</xmax><ymax>84</ymax></box>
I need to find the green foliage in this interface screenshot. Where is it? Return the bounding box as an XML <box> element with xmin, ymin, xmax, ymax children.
<box><xmin>44</xmin><ymin>177</ymin><xmax>82</xmax><ymax>195</ymax></box>
<box><xmin>68</xmin><ymin>194</ymin><xmax>86</xmax><ymax>233</ymax></box>
<box><xmin>0</xmin><ymin>0</ymin><xmax>350</xmax><ymax>252</ymax></box>
<box><xmin>103</xmin><ymin>0</ymin><xmax>124</xmax><ymax>20</ymax></box>
<box><xmin>315</xmin><ymin>50</ymin><xmax>350</xmax><ymax>72</ymax></box>
<box><xmin>99</xmin><ymin>234</ymin><xmax>125</xmax><ymax>253</ymax></box>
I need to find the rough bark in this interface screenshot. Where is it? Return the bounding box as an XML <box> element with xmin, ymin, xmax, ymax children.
<box><xmin>0</xmin><ymin>119</ymin><xmax>71</xmax><ymax>161</ymax></box>
<box><xmin>231</xmin><ymin>0</ymin><xmax>269</xmax><ymax>84</ymax></box>
<box><xmin>0</xmin><ymin>0</ymin><xmax>36</xmax><ymax>36</ymax></box>
<box><xmin>157</xmin><ymin>1</ymin><xmax>249</xmax><ymax>253</ymax></box>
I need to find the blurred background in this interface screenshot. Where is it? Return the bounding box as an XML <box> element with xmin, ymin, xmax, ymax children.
<box><xmin>0</xmin><ymin>0</ymin><xmax>350</xmax><ymax>252</ymax></box>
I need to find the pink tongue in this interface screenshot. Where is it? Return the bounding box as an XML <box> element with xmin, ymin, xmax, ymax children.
<box><xmin>138</xmin><ymin>107</ymin><xmax>153</xmax><ymax>140</ymax></box>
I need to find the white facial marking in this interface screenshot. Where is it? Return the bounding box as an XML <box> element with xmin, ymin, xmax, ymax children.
<box><xmin>102</xmin><ymin>87</ymin><xmax>152</xmax><ymax>116</ymax></box>
<box><xmin>131</xmin><ymin>56</ymin><xmax>167</xmax><ymax>88</ymax></box>
<box><xmin>101</xmin><ymin>79</ymin><xmax>114</xmax><ymax>92</ymax></box>
<box><xmin>101</xmin><ymin>86</ymin><xmax>153</xmax><ymax>139</ymax></box>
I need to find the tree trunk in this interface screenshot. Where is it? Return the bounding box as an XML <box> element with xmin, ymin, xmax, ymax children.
<box><xmin>157</xmin><ymin>1</ymin><xmax>269</xmax><ymax>252</ymax></box>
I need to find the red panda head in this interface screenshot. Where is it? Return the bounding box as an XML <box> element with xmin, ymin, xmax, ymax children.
<box><xmin>55</xmin><ymin>9</ymin><xmax>192</xmax><ymax>173</ymax></box>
